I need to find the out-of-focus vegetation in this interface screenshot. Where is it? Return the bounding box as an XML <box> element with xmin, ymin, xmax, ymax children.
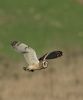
<box><xmin>0</xmin><ymin>0</ymin><xmax>83</xmax><ymax>59</ymax></box>
<box><xmin>0</xmin><ymin>55</ymin><xmax>83</xmax><ymax>100</ymax></box>
<box><xmin>0</xmin><ymin>0</ymin><xmax>83</xmax><ymax>100</ymax></box>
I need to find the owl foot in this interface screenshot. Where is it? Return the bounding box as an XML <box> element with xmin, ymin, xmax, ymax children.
<box><xmin>23</xmin><ymin>66</ymin><xmax>27</xmax><ymax>71</ymax></box>
<box><xmin>23</xmin><ymin>67</ymin><xmax>34</xmax><ymax>72</ymax></box>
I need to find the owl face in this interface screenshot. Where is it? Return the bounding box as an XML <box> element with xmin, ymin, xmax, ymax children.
<box><xmin>38</xmin><ymin>60</ymin><xmax>48</xmax><ymax>69</ymax></box>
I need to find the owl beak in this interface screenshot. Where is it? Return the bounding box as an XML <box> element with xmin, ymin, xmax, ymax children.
<box><xmin>11</xmin><ymin>41</ymin><xmax>18</xmax><ymax>47</ymax></box>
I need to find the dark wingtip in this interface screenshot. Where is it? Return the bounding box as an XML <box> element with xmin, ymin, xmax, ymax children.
<box><xmin>39</xmin><ymin>50</ymin><xmax>63</xmax><ymax>61</ymax></box>
<box><xmin>11</xmin><ymin>41</ymin><xmax>18</xmax><ymax>47</ymax></box>
<box><xmin>48</xmin><ymin>50</ymin><xmax>63</xmax><ymax>59</ymax></box>
<box><xmin>58</xmin><ymin>51</ymin><xmax>63</xmax><ymax>57</ymax></box>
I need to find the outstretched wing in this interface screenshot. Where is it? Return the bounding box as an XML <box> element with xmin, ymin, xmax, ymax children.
<box><xmin>11</xmin><ymin>41</ymin><xmax>39</xmax><ymax>65</ymax></box>
<box><xmin>23</xmin><ymin>47</ymin><xmax>39</xmax><ymax>65</ymax></box>
<box><xmin>39</xmin><ymin>51</ymin><xmax>63</xmax><ymax>61</ymax></box>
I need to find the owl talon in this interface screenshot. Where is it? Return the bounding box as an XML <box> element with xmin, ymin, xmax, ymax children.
<box><xmin>29</xmin><ymin>70</ymin><xmax>34</xmax><ymax>72</ymax></box>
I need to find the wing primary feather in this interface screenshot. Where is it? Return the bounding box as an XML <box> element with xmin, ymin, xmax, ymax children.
<box><xmin>39</xmin><ymin>51</ymin><xmax>63</xmax><ymax>61</ymax></box>
<box><xmin>46</xmin><ymin>51</ymin><xmax>63</xmax><ymax>59</ymax></box>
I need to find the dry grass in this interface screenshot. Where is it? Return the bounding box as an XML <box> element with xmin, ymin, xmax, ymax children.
<box><xmin>0</xmin><ymin>54</ymin><xmax>83</xmax><ymax>100</ymax></box>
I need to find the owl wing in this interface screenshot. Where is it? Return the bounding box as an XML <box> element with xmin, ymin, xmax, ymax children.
<box><xmin>39</xmin><ymin>51</ymin><xmax>63</xmax><ymax>61</ymax></box>
<box><xmin>11</xmin><ymin>41</ymin><xmax>39</xmax><ymax>65</ymax></box>
<box><xmin>23</xmin><ymin>47</ymin><xmax>39</xmax><ymax>65</ymax></box>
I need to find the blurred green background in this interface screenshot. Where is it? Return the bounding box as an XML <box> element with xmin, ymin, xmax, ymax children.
<box><xmin>0</xmin><ymin>0</ymin><xmax>83</xmax><ymax>59</ymax></box>
<box><xmin>0</xmin><ymin>0</ymin><xmax>83</xmax><ymax>100</ymax></box>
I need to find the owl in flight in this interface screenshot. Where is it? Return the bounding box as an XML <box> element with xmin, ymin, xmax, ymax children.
<box><xmin>11</xmin><ymin>41</ymin><xmax>63</xmax><ymax>72</ymax></box>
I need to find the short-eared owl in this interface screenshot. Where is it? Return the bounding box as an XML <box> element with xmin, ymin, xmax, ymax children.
<box><xmin>11</xmin><ymin>41</ymin><xmax>63</xmax><ymax>72</ymax></box>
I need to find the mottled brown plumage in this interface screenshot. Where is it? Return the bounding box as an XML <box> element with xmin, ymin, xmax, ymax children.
<box><xmin>11</xmin><ymin>41</ymin><xmax>63</xmax><ymax>72</ymax></box>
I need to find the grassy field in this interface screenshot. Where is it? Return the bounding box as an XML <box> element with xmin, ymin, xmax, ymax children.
<box><xmin>0</xmin><ymin>0</ymin><xmax>83</xmax><ymax>58</ymax></box>
<box><xmin>0</xmin><ymin>55</ymin><xmax>83</xmax><ymax>100</ymax></box>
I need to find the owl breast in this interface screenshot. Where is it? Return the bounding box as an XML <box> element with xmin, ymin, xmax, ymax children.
<box><xmin>28</xmin><ymin>63</ymin><xmax>40</xmax><ymax>70</ymax></box>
